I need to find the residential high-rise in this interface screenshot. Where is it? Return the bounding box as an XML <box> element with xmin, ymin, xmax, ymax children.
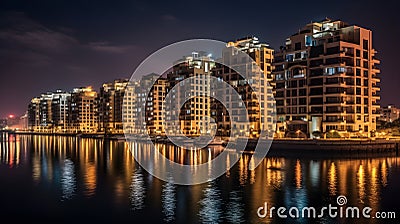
<box><xmin>145</xmin><ymin>77</ymin><xmax>168</xmax><ymax>135</ymax></box>
<box><xmin>28</xmin><ymin>97</ymin><xmax>40</xmax><ymax>131</ymax></box>
<box><xmin>166</xmin><ymin>52</ymin><xmax>214</xmax><ymax>136</ymax></box>
<box><xmin>39</xmin><ymin>92</ymin><xmax>54</xmax><ymax>131</ymax></box>
<box><xmin>122</xmin><ymin>80</ymin><xmax>139</xmax><ymax>134</ymax></box>
<box><xmin>133</xmin><ymin>73</ymin><xmax>164</xmax><ymax>134</ymax></box>
<box><xmin>98</xmin><ymin>79</ymin><xmax>129</xmax><ymax>133</ymax></box>
<box><xmin>212</xmin><ymin>37</ymin><xmax>275</xmax><ymax>138</ymax></box>
<box><xmin>51</xmin><ymin>90</ymin><xmax>71</xmax><ymax>132</ymax></box>
<box><xmin>273</xmin><ymin>19</ymin><xmax>380</xmax><ymax>137</ymax></box>
<box><xmin>28</xmin><ymin>90</ymin><xmax>71</xmax><ymax>132</ymax></box>
<box><xmin>69</xmin><ymin>86</ymin><xmax>98</xmax><ymax>133</ymax></box>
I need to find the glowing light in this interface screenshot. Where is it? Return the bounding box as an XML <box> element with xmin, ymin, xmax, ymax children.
<box><xmin>8</xmin><ymin>114</ymin><xmax>14</xmax><ymax>118</ymax></box>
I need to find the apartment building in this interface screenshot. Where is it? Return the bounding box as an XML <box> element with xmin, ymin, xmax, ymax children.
<box><xmin>166</xmin><ymin>52</ymin><xmax>214</xmax><ymax>136</ymax></box>
<box><xmin>69</xmin><ymin>87</ymin><xmax>98</xmax><ymax>133</ymax></box>
<box><xmin>273</xmin><ymin>19</ymin><xmax>380</xmax><ymax>137</ymax></box>
<box><xmin>27</xmin><ymin>90</ymin><xmax>70</xmax><ymax>132</ymax></box>
<box><xmin>51</xmin><ymin>90</ymin><xmax>71</xmax><ymax>132</ymax></box>
<box><xmin>122</xmin><ymin>80</ymin><xmax>139</xmax><ymax>134</ymax></box>
<box><xmin>212</xmin><ymin>37</ymin><xmax>275</xmax><ymax>138</ymax></box>
<box><xmin>28</xmin><ymin>97</ymin><xmax>40</xmax><ymax>131</ymax></box>
<box><xmin>145</xmin><ymin>77</ymin><xmax>168</xmax><ymax>135</ymax></box>
<box><xmin>98</xmin><ymin>79</ymin><xmax>129</xmax><ymax>133</ymax></box>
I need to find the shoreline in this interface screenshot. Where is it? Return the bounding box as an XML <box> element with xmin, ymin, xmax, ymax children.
<box><xmin>1</xmin><ymin>130</ymin><xmax>399</xmax><ymax>155</ymax></box>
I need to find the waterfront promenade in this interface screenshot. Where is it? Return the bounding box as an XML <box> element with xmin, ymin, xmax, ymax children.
<box><xmin>1</xmin><ymin>130</ymin><xmax>399</xmax><ymax>156</ymax></box>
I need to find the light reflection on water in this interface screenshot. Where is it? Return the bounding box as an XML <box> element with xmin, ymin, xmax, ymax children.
<box><xmin>198</xmin><ymin>181</ymin><xmax>223</xmax><ymax>223</ymax></box>
<box><xmin>130</xmin><ymin>167</ymin><xmax>145</xmax><ymax>211</ymax></box>
<box><xmin>0</xmin><ymin>133</ymin><xmax>399</xmax><ymax>223</ymax></box>
<box><xmin>225</xmin><ymin>190</ymin><xmax>245</xmax><ymax>223</ymax></box>
<box><xmin>61</xmin><ymin>159</ymin><xmax>76</xmax><ymax>201</ymax></box>
<box><xmin>162</xmin><ymin>178</ymin><xmax>176</xmax><ymax>222</ymax></box>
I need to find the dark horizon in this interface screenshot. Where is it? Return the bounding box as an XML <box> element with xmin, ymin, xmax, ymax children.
<box><xmin>1</xmin><ymin>0</ymin><xmax>399</xmax><ymax>118</ymax></box>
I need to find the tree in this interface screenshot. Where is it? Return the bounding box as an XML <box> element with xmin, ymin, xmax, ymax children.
<box><xmin>326</xmin><ymin>130</ymin><xmax>341</xmax><ymax>138</ymax></box>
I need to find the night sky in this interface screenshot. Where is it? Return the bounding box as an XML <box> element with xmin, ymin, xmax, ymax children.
<box><xmin>0</xmin><ymin>0</ymin><xmax>399</xmax><ymax>118</ymax></box>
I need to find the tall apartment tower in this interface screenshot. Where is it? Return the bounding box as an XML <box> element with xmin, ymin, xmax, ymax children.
<box><xmin>122</xmin><ymin>80</ymin><xmax>139</xmax><ymax>134</ymax></box>
<box><xmin>145</xmin><ymin>77</ymin><xmax>168</xmax><ymax>135</ymax></box>
<box><xmin>69</xmin><ymin>86</ymin><xmax>98</xmax><ymax>133</ymax></box>
<box><xmin>212</xmin><ymin>37</ymin><xmax>275</xmax><ymax>138</ymax></box>
<box><xmin>27</xmin><ymin>90</ymin><xmax>70</xmax><ymax>132</ymax></box>
<box><xmin>132</xmin><ymin>73</ymin><xmax>164</xmax><ymax>134</ymax></box>
<box><xmin>273</xmin><ymin>19</ymin><xmax>380</xmax><ymax>137</ymax></box>
<box><xmin>98</xmin><ymin>79</ymin><xmax>129</xmax><ymax>133</ymax></box>
<box><xmin>39</xmin><ymin>92</ymin><xmax>54</xmax><ymax>131</ymax></box>
<box><xmin>28</xmin><ymin>97</ymin><xmax>40</xmax><ymax>131</ymax></box>
<box><xmin>166</xmin><ymin>52</ymin><xmax>215</xmax><ymax>136</ymax></box>
<box><xmin>51</xmin><ymin>90</ymin><xmax>71</xmax><ymax>132</ymax></box>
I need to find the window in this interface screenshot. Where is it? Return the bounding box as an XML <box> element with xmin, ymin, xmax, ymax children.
<box><xmin>356</xmin><ymin>69</ymin><xmax>361</xmax><ymax>76</ymax></box>
<box><xmin>299</xmin><ymin>89</ymin><xmax>307</xmax><ymax>96</ymax></box>
<box><xmin>286</xmin><ymin>54</ymin><xmax>294</xmax><ymax>62</ymax></box>
<box><xmin>356</xmin><ymin>49</ymin><xmax>361</xmax><ymax>57</ymax></box>
<box><xmin>356</xmin><ymin>59</ymin><xmax>361</xmax><ymax>66</ymax></box>
<box><xmin>305</xmin><ymin>35</ymin><xmax>313</xmax><ymax>46</ymax></box>
<box><xmin>295</xmin><ymin>42</ymin><xmax>301</xmax><ymax>51</ymax></box>
<box><xmin>326</xmin><ymin>67</ymin><xmax>335</xmax><ymax>75</ymax></box>
<box><xmin>363</xmin><ymin>39</ymin><xmax>368</xmax><ymax>50</ymax></box>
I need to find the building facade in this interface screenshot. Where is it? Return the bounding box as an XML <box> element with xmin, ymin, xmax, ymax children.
<box><xmin>131</xmin><ymin>73</ymin><xmax>165</xmax><ymax>135</ymax></box>
<box><xmin>145</xmin><ymin>77</ymin><xmax>168</xmax><ymax>135</ymax></box>
<box><xmin>51</xmin><ymin>90</ymin><xmax>71</xmax><ymax>132</ymax></box>
<box><xmin>165</xmin><ymin>52</ymin><xmax>215</xmax><ymax>136</ymax></box>
<box><xmin>122</xmin><ymin>80</ymin><xmax>139</xmax><ymax>134</ymax></box>
<box><xmin>212</xmin><ymin>37</ymin><xmax>275</xmax><ymax>138</ymax></box>
<box><xmin>273</xmin><ymin>19</ymin><xmax>380</xmax><ymax>137</ymax></box>
<box><xmin>380</xmin><ymin>105</ymin><xmax>400</xmax><ymax>123</ymax></box>
<box><xmin>98</xmin><ymin>79</ymin><xmax>129</xmax><ymax>133</ymax></box>
<box><xmin>28</xmin><ymin>97</ymin><xmax>41</xmax><ymax>131</ymax></box>
<box><xmin>69</xmin><ymin>87</ymin><xmax>98</xmax><ymax>133</ymax></box>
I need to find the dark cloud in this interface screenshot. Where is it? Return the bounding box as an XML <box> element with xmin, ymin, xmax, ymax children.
<box><xmin>87</xmin><ymin>41</ymin><xmax>136</xmax><ymax>54</ymax></box>
<box><xmin>161</xmin><ymin>14</ymin><xmax>178</xmax><ymax>22</ymax></box>
<box><xmin>0</xmin><ymin>12</ymin><xmax>143</xmax><ymax>117</ymax></box>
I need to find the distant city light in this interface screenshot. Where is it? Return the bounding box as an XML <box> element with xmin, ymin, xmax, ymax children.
<box><xmin>8</xmin><ymin>114</ymin><xmax>14</xmax><ymax>118</ymax></box>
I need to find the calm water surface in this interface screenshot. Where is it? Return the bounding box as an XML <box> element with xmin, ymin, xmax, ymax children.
<box><xmin>0</xmin><ymin>134</ymin><xmax>399</xmax><ymax>223</ymax></box>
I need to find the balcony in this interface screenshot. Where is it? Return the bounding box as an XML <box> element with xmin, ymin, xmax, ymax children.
<box><xmin>324</xmin><ymin>92</ymin><xmax>342</xmax><ymax>95</ymax></box>
<box><xmin>324</xmin><ymin>100</ymin><xmax>344</xmax><ymax>104</ymax></box>
<box><xmin>324</xmin><ymin>110</ymin><xmax>343</xmax><ymax>114</ymax></box>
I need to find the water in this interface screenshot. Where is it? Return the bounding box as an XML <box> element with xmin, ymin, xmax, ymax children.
<box><xmin>0</xmin><ymin>134</ymin><xmax>399</xmax><ymax>223</ymax></box>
